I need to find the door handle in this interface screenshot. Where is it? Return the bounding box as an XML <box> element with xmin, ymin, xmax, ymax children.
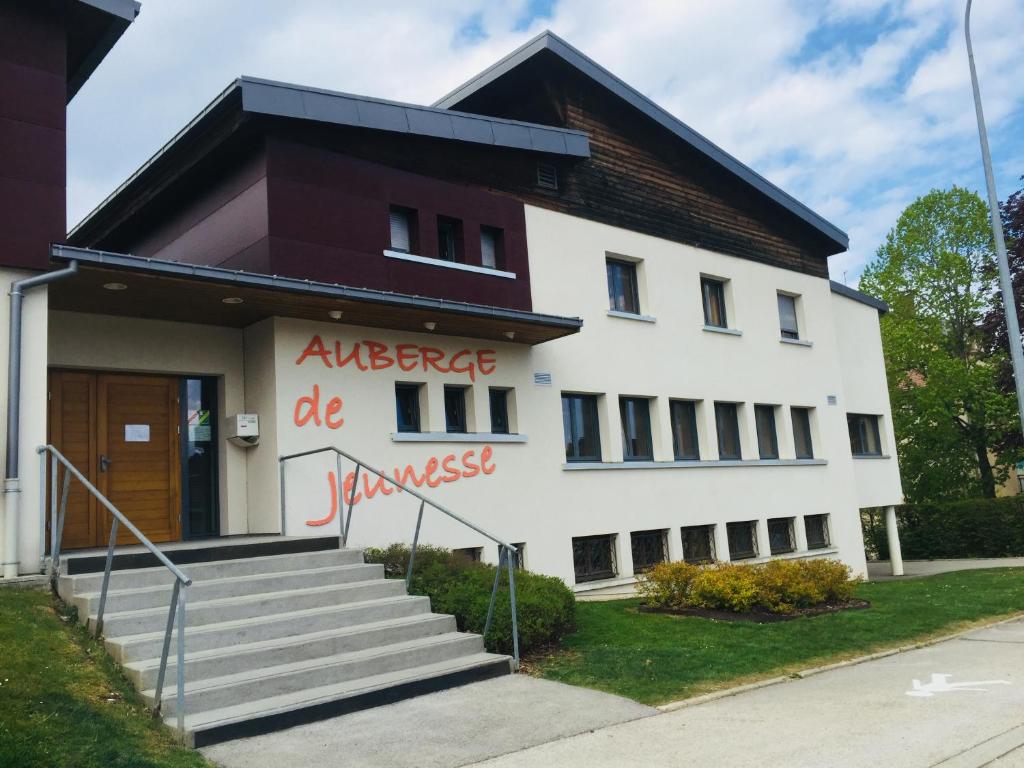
<box><xmin>99</xmin><ymin>455</ymin><xmax>111</xmax><ymax>473</ymax></box>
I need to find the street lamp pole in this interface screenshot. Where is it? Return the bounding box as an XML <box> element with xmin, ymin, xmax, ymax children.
<box><xmin>965</xmin><ymin>0</ymin><xmax>1024</xmax><ymax>438</ymax></box>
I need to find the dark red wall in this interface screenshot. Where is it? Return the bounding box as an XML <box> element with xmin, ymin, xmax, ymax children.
<box><xmin>266</xmin><ymin>137</ymin><xmax>533</xmax><ymax>311</ymax></box>
<box><xmin>0</xmin><ymin>0</ymin><xmax>67</xmax><ymax>270</ymax></box>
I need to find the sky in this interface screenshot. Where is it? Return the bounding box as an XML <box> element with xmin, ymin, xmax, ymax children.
<box><xmin>67</xmin><ymin>0</ymin><xmax>1024</xmax><ymax>285</ymax></box>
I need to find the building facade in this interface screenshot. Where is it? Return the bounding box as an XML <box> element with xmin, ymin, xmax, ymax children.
<box><xmin>0</xmin><ymin>20</ymin><xmax>904</xmax><ymax>589</ymax></box>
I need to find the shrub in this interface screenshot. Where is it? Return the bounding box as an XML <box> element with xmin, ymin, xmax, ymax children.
<box><xmin>364</xmin><ymin>543</ymin><xmax>576</xmax><ymax>655</ymax></box>
<box><xmin>637</xmin><ymin>558</ymin><xmax>859</xmax><ymax>615</ymax></box>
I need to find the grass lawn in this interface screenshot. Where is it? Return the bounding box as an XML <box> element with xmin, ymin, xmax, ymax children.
<box><xmin>534</xmin><ymin>568</ymin><xmax>1024</xmax><ymax>705</ymax></box>
<box><xmin>0</xmin><ymin>587</ymin><xmax>212</xmax><ymax>768</ymax></box>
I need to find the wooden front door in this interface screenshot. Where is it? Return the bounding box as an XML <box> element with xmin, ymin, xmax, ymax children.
<box><xmin>49</xmin><ymin>371</ymin><xmax>181</xmax><ymax>548</ymax></box>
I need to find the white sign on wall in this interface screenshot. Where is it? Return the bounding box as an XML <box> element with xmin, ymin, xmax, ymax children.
<box><xmin>124</xmin><ymin>424</ymin><xmax>150</xmax><ymax>442</ymax></box>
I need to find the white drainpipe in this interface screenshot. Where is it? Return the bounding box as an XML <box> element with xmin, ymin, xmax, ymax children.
<box><xmin>2</xmin><ymin>261</ymin><xmax>77</xmax><ymax>579</ymax></box>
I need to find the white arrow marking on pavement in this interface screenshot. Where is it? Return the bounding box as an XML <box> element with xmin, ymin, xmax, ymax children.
<box><xmin>906</xmin><ymin>673</ymin><xmax>1010</xmax><ymax>697</ymax></box>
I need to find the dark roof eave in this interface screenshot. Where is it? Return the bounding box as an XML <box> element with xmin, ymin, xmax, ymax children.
<box><xmin>434</xmin><ymin>30</ymin><xmax>849</xmax><ymax>253</ymax></box>
<box><xmin>50</xmin><ymin>244</ymin><xmax>585</xmax><ymax>332</ymax></box>
<box><xmin>830</xmin><ymin>280</ymin><xmax>888</xmax><ymax>314</ymax></box>
<box><xmin>67</xmin><ymin>0</ymin><xmax>141</xmax><ymax>102</ymax></box>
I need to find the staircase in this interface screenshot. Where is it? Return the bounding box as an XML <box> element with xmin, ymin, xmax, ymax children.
<box><xmin>57</xmin><ymin>537</ymin><xmax>513</xmax><ymax>747</ymax></box>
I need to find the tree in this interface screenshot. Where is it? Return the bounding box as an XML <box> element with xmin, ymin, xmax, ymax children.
<box><xmin>859</xmin><ymin>186</ymin><xmax>1021</xmax><ymax>501</ymax></box>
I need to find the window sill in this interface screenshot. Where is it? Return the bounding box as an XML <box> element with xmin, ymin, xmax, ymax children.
<box><xmin>780</xmin><ymin>337</ymin><xmax>813</xmax><ymax>348</ymax></box>
<box><xmin>607</xmin><ymin>310</ymin><xmax>656</xmax><ymax>324</ymax></box>
<box><xmin>852</xmin><ymin>453</ymin><xmax>891</xmax><ymax>460</ymax></box>
<box><xmin>703</xmin><ymin>325</ymin><xmax>742</xmax><ymax>337</ymax></box>
<box><xmin>573</xmin><ymin>575</ymin><xmax>634</xmax><ymax>593</ymax></box>
<box><xmin>383</xmin><ymin>249</ymin><xmax>516</xmax><ymax>279</ymax></box>
<box><xmin>391</xmin><ymin>431</ymin><xmax>527</xmax><ymax>443</ymax></box>
<box><xmin>563</xmin><ymin>458</ymin><xmax>827</xmax><ymax>470</ymax></box>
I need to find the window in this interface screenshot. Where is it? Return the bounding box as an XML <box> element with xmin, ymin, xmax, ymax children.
<box><xmin>848</xmin><ymin>414</ymin><xmax>882</xmax><ymax>456</ymax></box>
<box><xmin>489</xmin><ymin>389</ymin><xmax>510</xmax><ymax>434</ymax></box>
<box><xmin>562</xmin><ymin>394</ymin><xmax>602</xmax><ymax>462</ymax></box>
<box><xmin>619</xmin><ymin>396</ymin><xmax>653</xmax><ymax>461</ymax></box>
<box><xmin>778</xmin><ymin>293</ymin><xmax>799</xmax><ymax>339</ymax></box>
<box><xmin>804</xmin><ymin>514</ymin><xmax>830</xmax><ymax>550</ymax></box>
<box><xmin>791</xmin><ymin>407</ymin><xmax>814</xmax><ymax>459</ymax></box>
<box><xmin>508</xmin><ymin>543</ymin><xmax>525</xmax><ymax>570</ymax></box>
<box><xmin>715</xmin><ymin>402</ymin><xmax>742</xmax><ymax>460</ymax></box>
<box><xmin>630</xmin><ymin>529</ymin><xmax>668</xmax><ymax>573</ymax></box>
<box><xmin>444</xmin><ymin>386</ymin><xmax>468</xmax><ymax>433</ymax></box>
<box><xmin>670</xmin><ymin>400</ymin><xmax>700</xmax><ymax>460</ymax></box>
<box><xmin>606</xmin><ymin>258</ymin><xmax>641</xmax><ymax>314</ymax></box>
<box><xmin>480</xmin><ymin>226</ymin><xmax>502</xmax><ymax>269</ymax></box>
<box><xmin>452</xmin><ymin>547</ymin><xmax>482</xmax><ymax>563</ymax></box>
<box><xmin>681</xmin><ymin>525</ymin><xmax>716</xmax><ymax>564</ymax></box>
<box><xmin>537</xmin><ymin>161</ymin><xmax>559</xmax><ymax>190</ymax></box>
<box><xmin>389</xmin><ymin>206</ymin><xmax>414</xmax><ymax>253</ymax></box>
<box><xmin>701</xmin><ymin>277</ymin><xmax>728</xmax><ymax>328</ymax></box>
<box><xmin>754</xmin><ymin>405</ymin><xmax>779</xmax><ymax>460</ymax></box>
<box><xmin>727</xmin><ymin>521</ymin><xmax>758</xmax><ymax>560</ymax></box>
<box><xmin>437</xmin><ymin>216</ymin><xmax>462</xmax><ymax>262</ymax></box>
<box><xmin>395</xmin><ymin>383</ymin><xmax>421</xmax><ymax>433</ymax></box>
<box><xmin>768</xmin><ymin>517</ymin><xmax>796</xmax><ymax>555</ymax></box>
<box><xmin>572</xmin><ymin>534</ymin><xmax>616</xmax><ymax>582</ymax></box>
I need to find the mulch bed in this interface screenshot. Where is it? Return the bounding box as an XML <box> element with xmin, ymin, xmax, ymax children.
<box><xmin>637</xmin><ymin>598</ymin><xmax>871</xmax><ymax>623</ymax></box>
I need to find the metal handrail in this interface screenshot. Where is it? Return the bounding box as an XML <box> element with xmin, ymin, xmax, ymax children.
<box><xmin>279</xmin><ymin>445</ymin><xmax>520</xmax><ymax>667</ymax></box>
<box><xmin>38</xmin><ymin>445</ymin><xmax>191</xmax><ymax>735</ymax></box>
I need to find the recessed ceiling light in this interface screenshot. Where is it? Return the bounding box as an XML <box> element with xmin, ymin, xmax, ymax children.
<box><xmin>328</xmin><ymin>310</ymin><xmax>344</xmax><ymax>320</ymax></box>
<box><xmin>222</xmin><ymin>297</ymin><xmax>244</xmax><ymax>305</ymax></box>
<box><xmin>423</xmin><ymin>321</ymin><xmax>436</xmax><ymax>331</ymax></box>
<box><xmin>102</xmin><ymin>282</ymin><xmax>127</xmax><ymax>291</ymax></box>
<box><xmin>503</xmin><ymin>330</ymin><xmax>516</xmax><ymax>340</ymax></box>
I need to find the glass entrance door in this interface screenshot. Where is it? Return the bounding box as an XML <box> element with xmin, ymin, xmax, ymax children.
<box><xmin>181</xmin><ymin>377</ymin><xmax>219</xmax><ymax>538</ymax></box>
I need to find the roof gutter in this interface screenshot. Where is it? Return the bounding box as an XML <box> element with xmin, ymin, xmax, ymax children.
<box><xmin>3</xmin><ymin>261</ymin><xmax>79</xmax><ymax>578</ymax></box>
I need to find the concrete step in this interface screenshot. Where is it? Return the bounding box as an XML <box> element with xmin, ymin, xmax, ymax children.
<box><xmin>72</xmin><ymin>563</ymin><xmax>384</xmax><ymax>614</ymax></box>
<box><xmin>177</xmin><ymin>652</ymin><xmax>513</xmax><ymax>747</ymax></box>
<box><xmin>93</xmin><ymin>579</ymin><xmax>407</xmax><ymax>637</ymax></box>
<box><xmin>125</xmin><ymin>613</ymin><xmax>457</xmax><ymax>689</ymax></box>
<box><xmin>59</xmin><ymin>548</ymin><xmax>364</xmax><ymax>599</ymax></box>
<box><xmin>146</xmin><ymin>632</ymin><xmax>485</xmax><ymax>714</ymax></box>
<box><xmin>109</xmin><ymin>595</ymin><xmax>432</xmax><ymax>664</ymax></box>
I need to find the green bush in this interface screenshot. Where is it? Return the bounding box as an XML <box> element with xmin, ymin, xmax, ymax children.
<box><xmin>363</xmin><ymin>543</ymin><xmax>576</xmax><ymax>655</ymax></box>
<box><xmin>862</xmin><ymin>498</ymin><xmax>1024</xmax><ymax>560</ymax></box>
<box><xmin>637</xmin><ymin>558</ymin><xmax>858</xmax><ymax>615</ymax></box>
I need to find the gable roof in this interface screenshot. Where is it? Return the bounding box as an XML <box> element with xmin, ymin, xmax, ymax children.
<box><xmin>435</xmin><ymin>30</ymin><xmax>848</xmax><ymax>253</ymax></box>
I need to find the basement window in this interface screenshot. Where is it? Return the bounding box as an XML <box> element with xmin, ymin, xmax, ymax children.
<box><xmin>572</xmin><ymin>534</ymin><xmax>616</xmax><ymax>582</ymax></box>
<box><xmin>630</xmin><ymin>529</ymin><xmax>668</xmax><ymax>573</ymax></box>
<box><xmin>726</xmin><ymin>520</ymin><xmax>758</xmax><ymax>560</ymax></box>
<box><xmin>681</xmin><ymin>525</ymin><xmax>716</xmax><ymax>564</ymax></box>
<box><xmin>805</xmin><ymin>514</ymin><xmax>831</xmax><ymax>550</ymax></box>
<box><xmin>453</xmin><ymin>547</ymin><xmax>482</xmax><ymax>563</ymax></box>
<box><xmin>768</xmin><ymin>517</ymin><xmax>796</xmax><ymax>555</ymax></box>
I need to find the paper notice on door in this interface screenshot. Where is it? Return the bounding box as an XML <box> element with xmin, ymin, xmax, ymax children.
<box><xmin>125</xmin><ymin>424</ymin><xmax>150</xmax><ymax>442</ymax></box>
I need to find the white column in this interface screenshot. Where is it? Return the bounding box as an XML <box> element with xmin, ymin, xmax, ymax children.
<box><xmin>713</xmin><ymin>522</ymin><xmax>731</xmax><ymax>563</ymax></box>
<box><xmin>756</xmin><ymin>518</ymin><xmax>772</xmax><ymax>559</ymax></box>
<box><xmin>885</xmin><ymin>505</ymin><xmax>904</xmax><ymax>576</ymax></box>
<box><xmin>794</xmin><ymin>515</ymin><xmax>809</xmax><ymax>552</ymax></box>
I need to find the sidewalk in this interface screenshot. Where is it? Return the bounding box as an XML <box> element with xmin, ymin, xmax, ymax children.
<box><xmin>869</xmin><ymin>557</ymin><xmax>1024</xmax><ymax>580</ymax></box>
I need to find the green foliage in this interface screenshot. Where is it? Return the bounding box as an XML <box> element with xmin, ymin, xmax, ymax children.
<box><xmin>858</xmin><ymin>186</ymin><xmax>1021</xmax><ymax>501</ymax></box>
<box><xmin>363</xmin><ymin>543</ymin><xmax>576</xmax><ymax>655</ymax></box>
<box><xmin>636</xmin><ymin>559</ymin><xmax>858</xmax><ymax>615</ymax></box>
<box><xmin>863</xmin><ymin>497</ymin><xmax>1024</xmax><ymax>560</ymax></box>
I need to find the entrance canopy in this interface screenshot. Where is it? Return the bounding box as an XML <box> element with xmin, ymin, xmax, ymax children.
<box><xmin>49</xmin><ymin>245</ymin><xmax>583</xmax><ymax>345</ymax></box>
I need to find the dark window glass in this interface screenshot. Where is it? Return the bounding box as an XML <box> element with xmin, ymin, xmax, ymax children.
<box><xmin>702</xmin><ymin>277</ymin><xmax>728</xmax><ymax>328</ymax></box>
<box><xmin>537</xmin><ymin>161</ymin><xmax>559</xmax><ymax>190</ymax></box>
<box><xmin>562</xmin><ymin>394</ymin><xmax>602</xmax><ymax>462</ymax></box>
<box><xmin>452</xmin><ymin>547</ymin><xmax>482</xmax><ymax>563</ymax></box>
<box><xmin>389</xmin><ymin>206</ymin><xmax>414</xmax><ymax>253</ymax></box>
<box><xmin>619</xmin><ymin>396</ymin><xmax>653</xmax><ymax>461</ymax></box>
<box><xmin>768</xmin><ymin>517</ymin><xmax>795</xmax><ymax>554</ymax></box>
<box><xmin>715</xmin><ymin>402</ymin><xmax>742</xmax><ymax>460</ymax></box>
<box><xmin>489</xmin><ymin>389</ymin><xmax>510</xmax><ymax>434</ymax></box>
<box><xmin>395</xmin><ymin>384</ymin><xmax>421</xmax><ymax>433</ymax></box>
<box><xmin>444</xmin><ymin>386</ymin><xmax>468</xmax><ymax>433</ymax></box>
<box><xmin>792</xmin><ymin>407</ymin><xmax>814</xmax><ymax>459</ymax></box>
<box><xmin>630</xmin><ymin>529</ymin><xmax>667</xmax><ymax>572</ymax></box>
<box><xmin>437</xmin><ymin>216</ymin><xmax>462</xmax><ymax>262</ymax></box>
<box><xmin>727</xmin><ymin>521</ymin><xmax>758</xmax><ymax>560</ymax></box>
<box><xmin>755</xmin><ymin>405</ymin><xmax>779</xmax><ymax>459</ymax></box>
<box><xmin>670</xmin><ymin>400</ymin><xmax>700</xmax><ymax>460</ymax></box>
<box><xmin>681</xmin><ymin>525</ymin><xmax>716</xmax><ymax>564</ymax></box>
<box><xmin>182</xmin><ymin>377</ymin><xmax>219</xmax><ymax>538</ymax></box>
<box><xmin>848</xmin><ymin>414</ymin><xmax>882</xmax><ymax>456</ymax></box>
<box><xmin>805</xmin><ymin>515</ymin><xmax>830</xmax><ymax>549</ymax></box>
<box><xmin>480</xmin><ymin>226</ymin><xmax>502</xmax><ymax>269</ymax></box>
<box><xmin>606</xmin><ymin>259</ymin><xmax>640</xmax><ymax>314</ymax></box>
<box><xmin>572</xmin><ymin>534</ymin><xmax>616</xmax><ymax>582</ymax></box>
<box><xmin>778</xmin><ymin>293</ymin><xmax>799</xmax><ymax>339</ymax></box>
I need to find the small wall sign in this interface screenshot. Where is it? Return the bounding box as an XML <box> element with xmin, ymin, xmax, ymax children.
<box><xmin>124</xmin><ymin>424</ymin><xmax>150</xmax><ymax>442</ymax></box>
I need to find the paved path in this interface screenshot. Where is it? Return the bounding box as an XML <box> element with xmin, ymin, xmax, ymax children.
<box><xmin>469</xmin><ymin>619</ymin><xmax>1024</xmax><ymax>768</ymax></box>
<box><xmin>200</xmin><ymin>675</ymin><xmax>654</xmax><ymax>768</ymax></box>
<box><xmin>868</xmin><ymin>558</ymin><xmax>1024</xmax><ymax>581</ymax></box>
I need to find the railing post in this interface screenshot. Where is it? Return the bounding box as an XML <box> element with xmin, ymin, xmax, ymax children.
<box><xmin>278</xmin><ymin>459</ymin><xmax>287</xmax><ymax>536</ymax></box>
<box><xmin>154</xmin><ymin>579</ymin><xmax>180</xmax><ymax>715</ymax></box>
<box><xmin>336</xmin><ymin>453</ymin><xmax>343</xmax><ymax>543</ymax></box>
<box><xmin>39</xmin><ymin>450</ymin><xmax>47</xmax><ymax>575</ymax></box>
<box><xmin>49</xmin><ymin>455</ymin><xmax>57</xmax><ymax>572</ymax></box>
<box><xmin>507</xmin><ymin>549</ymin><xmax>520</xmax><ymax>671</ymax></box>
<box><xmin>483</xmin><ymin>546</ymin><xmax>505</xmax><ymax>639</ymax></box>
<box><xmin>51</xmin><ymin>467</ymin><xmax>71</xmax><ymax>585</ymax></box>
<box><xmin>342</xmin><ymin>463</ymin><xmax>360</xmax><ymax>547</ymax></box>
<box><xmin>176</xmin><ymin>584</ymin><xmax>187</xmax><ymax>737</ymax></box>
<box><xmin>94</xmin><ymin>518</ymin><xmax>119</xmax><ymax>637</ymax></box>
<box><xmin>405</xmin><ymin>501</ymin><xmax>425</xmax><ymax>590</ymax></box>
